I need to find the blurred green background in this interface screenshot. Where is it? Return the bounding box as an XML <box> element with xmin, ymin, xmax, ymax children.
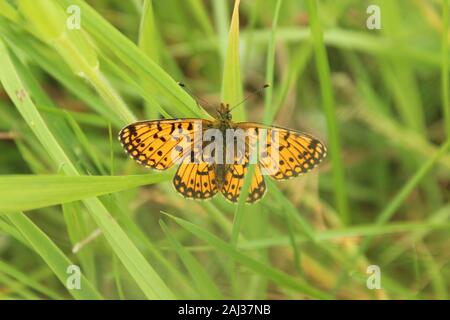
<box><xmin>0</xmin><ymin>0</ymin><xmax>449</xmax><ymax>299</ymax></box>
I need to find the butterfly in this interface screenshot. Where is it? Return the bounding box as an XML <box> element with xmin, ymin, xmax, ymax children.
<box><xmin>119</xmin><ymin>102</ymin><xmax>326</xmax><ymax>203</ymax></box>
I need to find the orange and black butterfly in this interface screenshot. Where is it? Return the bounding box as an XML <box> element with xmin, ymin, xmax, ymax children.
<box><xmin>119</xmin><ymin>101</ymin><xmax>326</xmax><ymax>203</ymax></box>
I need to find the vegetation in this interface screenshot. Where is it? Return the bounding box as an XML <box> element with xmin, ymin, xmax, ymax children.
<box><xmin>0</xmin><ymin>0</ymin><xmax>449</xmax><ymax>299</ymax></box>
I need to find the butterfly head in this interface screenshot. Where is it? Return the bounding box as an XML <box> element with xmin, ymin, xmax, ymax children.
<box><xmin>217</xmin><ymin>103</ymin><xmax>232</xmax><ymax>121</ymax></box>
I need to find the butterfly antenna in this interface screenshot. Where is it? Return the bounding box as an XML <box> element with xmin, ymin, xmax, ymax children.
<box><xmin>178</xmin><ymin>82</ymin><xmax>211</xmax><ymax>109</ymax></box>
<box><xmin>229</xmin><ymin>84</ymin><xmax>270</xmax><ymax>112</ymax></box>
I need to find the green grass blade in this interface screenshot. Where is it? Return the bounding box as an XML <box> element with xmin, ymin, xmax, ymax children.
<box><xmin>57</xmin><ymin>0</ymin><xmax>205</xmax><ymax>119</ymax></box>
<box><xmin>0</xmin><ymin>260</ymin><xmax>62</xmax><ymax>299</ymax></box>
<box><xmin>228</xmin><ymin>163</ymin><xmax>255</xmax><ymax>297</ymax></box>
<box><xmin>0</xmin><ymin>273</ymin><xmax>40</xmax><ymax>299</ymax></box>
<box><xmin>334</xmin><ymin>140</ymin><xmax>450</xmax><ymax>291</ymax></box>
<box><xmin>18</xmin><ymin>0</ymin><xmax>136</xmax><ymax>125</ymax></box>
<box><xmin>442</xmin><ymin>0</ymin><xmax>450</xmax><ymax>138</ymax></box>
<box><xmin>139</xmin><ymin>0</ymin><xmax>161</xmax><ymax>64</ymax></box>
<box><xmin>0</xmin><ymin>27</ymin><xmax>122</xmax><ymax>127</ymax></box>
<box><xmin>0</xmin><ymin>174</ymin><xmax>171</xmax><ymax>212</ymax></box>
<box><xmin>262</xmin><ymin>0</ymin><xmax>283</xmax><ymax>124</ymax></box>
<box><xmin>160</xmin><ymin>219</ymin><xmax>223</xmax><ymax>299</ymax></box>
<box><xmin>0</xmin><ymin>0</ymin><xmax>18</xmax><ymax>22</ymax></box>
<box><xmin>139</xmin><ymin>0</ymin><xmax>162</xmax><ymax>119</ymax></box>
<box><xmin>6</xmin><ymin>212</ymin><xmax>102</xmax><ymax>299</ymax></box>
<box><xmin>0</xmin><ymin>39</ymin><xmax>175</xmax><ymax>299</ymax></box>
<box><xmin>360</xmin><ymin>140</ymin><xmax>450</xmax><ymax>251</ymax></box>
<box><xmin>267</xmin><ymin>180</ymin><xmax>316</xmax><ymax>240</ymax></box>
<box><xmin>163</xmin><ymin>212</ymin><xmax>332</xmax><ymax>299</ymax></box>
<box><xmin>186</xmin><ymin>0</ymin><xmax>215</xmax><ymax>38</ymax></box>
<box><xmin>62</xmin><ymin>202</ymin><xmax>97</xmax><ymax>286</ymax></box>
<box><xmin>230</xmin><ymin>164</ymin><xmax>255</xmax><ymax>247</ymax></box>
<box><xmin>306</xmin><ymin>0</ymin><xmax>349</xmax><ymax>224</ymax></box>
<box><xmin>221</xmin><ymin>0</ymin><xmax>245</xmax><ymax>121</ymax></box>
<box><xmin>282</xmin><ymin>207</ymin><xmax>302</xmax><ymax>275</ymax></box>
<box><xmin>212</xmin><ymin>0</ymin><xmax>230</xmax><ymax>60</ymax></box>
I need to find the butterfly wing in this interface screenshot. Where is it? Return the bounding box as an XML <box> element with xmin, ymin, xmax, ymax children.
<box><xmin>219</xmin><ymin>131</ymin><xmax>267</xmax><ymax>203</ymax></box>
<box><xmin>237</xmin><ymin>123</ymin><xmax>327</xmax><ymax>180</ymax></box>
<box><xmin>119</xmin><ymin>119</ymin><xmax>212</xmax><ymax>170</ymax></box>
<box><xmin>173</xmin><ymin>162</ymin><xmax>219</xmax><ymax>200</ymax></box>
<box><xmin>221</xmin><ymin>164</ymin><xmax>266</xmax><ymax>203</ymax></box>
<box><xmin>119</xmin><ymin>119</ymin><xmax>325</xmax><ymax>203</ymax></box>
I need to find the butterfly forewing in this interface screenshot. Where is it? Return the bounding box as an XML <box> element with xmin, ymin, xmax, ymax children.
<box><xmin>236</xmin><ymin>122</ymin><xmax>327</xmax><ymax>180</ymax></box>
<box><xmin>119</xmin><ymin>119</ymin><xmax>212</xmax><ymax>170</ymax></box>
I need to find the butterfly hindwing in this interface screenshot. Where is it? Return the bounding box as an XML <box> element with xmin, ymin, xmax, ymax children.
<box><xmin>221</xmin><ymin>164</ymin><xmax>266</xmax><ymax>203</ymax></box>
<box><xmin>219</xmin><ymin>133</ymin><xmax>266</xmax><ymax>203</ymax></box>
<box><xmin>173</xmin><ymin>162</ymin><xmax>218</xmax><ymax>200</ymax></box>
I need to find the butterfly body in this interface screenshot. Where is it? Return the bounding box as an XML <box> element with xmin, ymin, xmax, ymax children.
<box><xmin>210</xmin><ymin>103</ymin><xmax>235</xmax><ymax>191</ymax></box>
<box><xmin>119</xmin><ymin>103</ymin><xmax>326</xmax><ymax>203</ymax></box>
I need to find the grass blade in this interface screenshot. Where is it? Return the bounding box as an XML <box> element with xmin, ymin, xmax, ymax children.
<box><xmin>160</xmin><ymin>219</ymin><xmax>223</xmax><ymax>299</ymax></box>
<box><xmin>0</xmin><ymin>260</ymin><xmax>62</xmax><ymax>299</ymax></box>
<box><xmin>306</xmin><ymin>0</ymin><xmax>349</xmax><ymax>224</ymax></box>
<box><xmin>0</xmin><ymin>39</ymin><xmax>175</xmax><ymax>299</ymax></box>
<box><xmin>163</xmin><ymin>212</ymin><xmax>332</xmax><ymax>299</ymax></box>
<box><xmin>334</xmin><ymin>140</ymin><xmax>450</xmax><ymax>291</ymax></box>
<box><xmin>58</xmin><ymin>0</ymin><xmax>204</xmax><ymax>119</ymax></box>
<box><xmin>0</xmin><ymin>174</ymin><xmax>171</xmax><ymax>212</ymax></box>
<box><xmin>442</xmin><ymin>0</ymin><xmax>450</xmax><ymax>138</ymax></box>
<box><xmin>6</xmin><ymin>212</ymin><xmax>102</xmax><ymax>299</ymax></box>
<box><xmin>230</xmin><ymin>165</ymin><xmax>255</xmax><ymax>247</ymax></box>
<box><xmin>221</xmin><ymin>0</ymin><xmax>245</xmax><ymax>121</ymax></box>
<box><xmin>262</xmin><ymin>0</ymin><xmax>283</xmax><ymax>124</ymax></box>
